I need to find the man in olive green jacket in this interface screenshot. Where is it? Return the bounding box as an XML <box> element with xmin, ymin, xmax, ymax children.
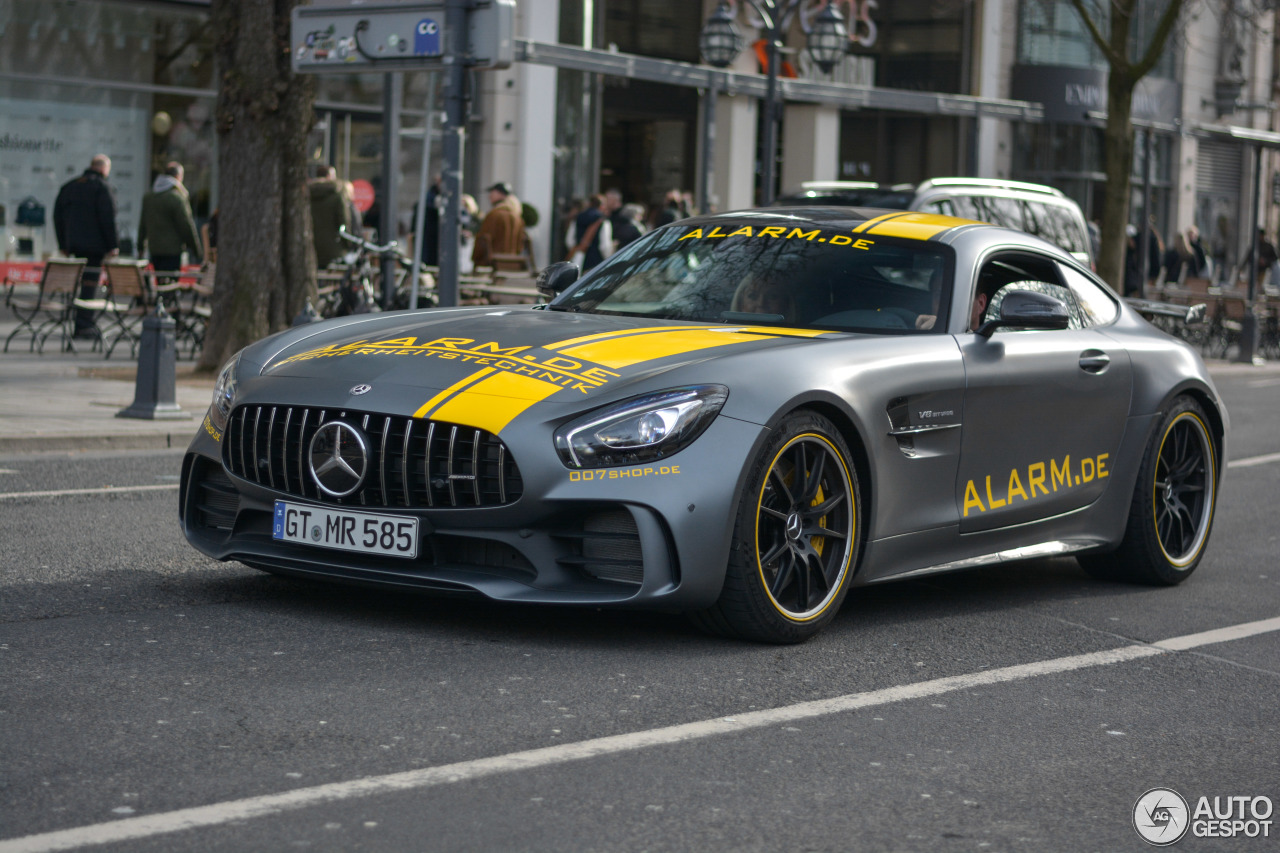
<box><xmin>138</xmin><ymin>162</ymin><xmax>201</xmax><ymax>280</ymax></box>
<box><xmin>310</xmin><ymin>165</ymin><xmax>355</xmax><ymax>269</ymax></box>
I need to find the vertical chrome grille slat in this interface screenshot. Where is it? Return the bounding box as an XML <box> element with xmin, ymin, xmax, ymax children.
<box><xmin>447</xmin><ymin>426</ymin><xmax>458</xmax><ymax>507</ymax></box>
<box><xmin>281</xmin><ymin>408</ymin><xmax>293</xmax><ymax>491</ymax></box>
<box><xmin>471</xmin><ymin>429</ymin><xmax>481</xmax><ymax>506</ymax></box>
<box><xmin>425</xmin><ymin>422</ymin><xmax>436</xmax><ymax>507</ymax></box>
<box><xmin>266</xmin><ymin>406</ymin><xmax>277</xmax><ymax>489</ymax></box>
<box><xmin>401</xmin><ymin>419</ymin><xmax>414</xmax><ymax>507</ymax></box>
<box><xmin>297</xmin><ymin>409</ymin><xmax>310</xmax><ymax>497</ymax></box>
<box><xmin>224</xmin><ymin>408</ymin><xmax>520</xmax><ymax>508</ymax></box>
<box><xmin>236</xmin><ymin>408</ymin><xmax>248</xmax><ymax>477</ymax></box>
<box><xmin>251</xmin><ymin>406</ymin><xmax>262</xmax><ymax>484</ymax></box>
<box><xmin>497</xmin><ymin>443</ymin><xmax>506</xmax><ymax>504</ymax></box>
<box><xmin>380</xmin><ymin>416</ymin><xmax>391</xmax><ymax>507</ymax></box>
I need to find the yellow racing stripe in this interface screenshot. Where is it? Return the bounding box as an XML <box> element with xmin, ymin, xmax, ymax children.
<box><xmin>544</xmin><ymin>326</ymin><xmax>696</xmax><ymax>351</ymax></box>
<box><xmin>412</xmin><ymin>368</ymin><xmax>496</xmax><ymax>419</ymax></box>
<box><xmin>429</xmin><ymin>371</ymin><xmax>564</xmax><ymax>435</ymax></box>
<box><xmin>558</xmin><ymin>328</ymin><xmax>774</xmax><ymax>369</ymax></box>
<box><xmin>851</xmin><ymin>212</ymin><xmax>909</xmax><ymax>234</ymax></box>
<box><xmin>865</xmin><ymin>212</ymin><xmax>964</xmax><ymax>241</ymax></box>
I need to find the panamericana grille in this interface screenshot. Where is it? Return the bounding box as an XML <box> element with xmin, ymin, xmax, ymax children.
<box><xmin>223</xmin><ymin>405</ymin><xmax>523</xmax><ymax>508</ymax></box>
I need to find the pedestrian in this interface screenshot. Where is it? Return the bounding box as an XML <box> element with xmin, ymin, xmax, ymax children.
<box><xmin>569</xmin><ymin>194</ymin><xmax>614</xmax><ymax>271</ymax></box>
<box><xmin>1256</xmin><ymin>227</ymin><xmax>1278</xmax><ymax>289</ymax></box>
<box><xmin>472</xmin><ymin>182</ymin><xmax>528</xmax><ymax>268</ymax></box>
<box><xmin>1163</xmin><ymin>231</ymin><xmax>1193</xmax><ymax>287</ymax></box>
<box><xmin>613</xmin><ymin>203</ymin><xmax>646</xmax><ymax>250</ymax></box>
<box><xmin>201</xmin><ymin>208</ymin><xmax>218</xmax><ymax>266</ymax></box>
<box><xmin>53</xmin><ymin>154</ymin><xmax>119</xmax><ymax>338</ymax></box>
<box><xmin>1145</xmin><ymin>218</ymin><xmax>1163</xmax><ymax>291</ymax></box>
<box><xmin>411</xmin><ymin>174</ymin><xmax>442</xmax><ymax>266</ymax></box>
<box><xmin>1123</xmin><ymin>224</ymin><xmax>1143</xmax><ymax>298</ymax></box>
<box><xmin>653</xmin><ymin>188</ymin><xmax>687</xmax><ymax>228</ymax></box>
<box><xmin>1186</xmin><ymin>226</ymin><xmax>1210</xmax><ymax>278</ymax></box>
<box><xmin>138</xmin><ymin>161</ymin><xmax>201</xmax><ymax>283</ymax></box>
<box><xmin>309</xmin><ymin>165</ymin><xmax>354</xmax><ymax>270</ymax></box>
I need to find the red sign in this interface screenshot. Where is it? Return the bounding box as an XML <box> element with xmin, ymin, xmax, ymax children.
<box><xmin>351</xmin><ymin>179</ymin><xmax>375</xmax><ymax>213</ymax></box>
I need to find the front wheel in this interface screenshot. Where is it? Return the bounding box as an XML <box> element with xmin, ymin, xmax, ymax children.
<box><xmin>1080</xmin><ymin>396</ymin><xmax>1218</xmax><ymax>585</ymax></box>
<box><xmin>691</xmin><ymin>411</ymin><xmax>861</xmax><ymax>643</ymax></box>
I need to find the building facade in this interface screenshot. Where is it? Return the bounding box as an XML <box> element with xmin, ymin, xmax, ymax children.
<box><xmin>2</xmin><ymin>0</ymin><xmax>1276</xmax><ymax>284</ymax></box>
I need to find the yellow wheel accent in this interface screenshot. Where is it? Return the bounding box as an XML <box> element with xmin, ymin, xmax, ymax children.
<box><xmin>1150</xmin><ymin>411</ymin><xmax>1215</xmax><ymax>568</ymax></box>
<box><xmin>753</xmin><ymin>432</ymin><xmax>856</xmax><ymax>622</ymax></box>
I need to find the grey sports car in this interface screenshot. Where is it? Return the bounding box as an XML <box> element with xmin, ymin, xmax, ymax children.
<box><xmin>180</xmin><ymin>208</ymin><xmax>1227</xmax><ymax>643</ymax></box>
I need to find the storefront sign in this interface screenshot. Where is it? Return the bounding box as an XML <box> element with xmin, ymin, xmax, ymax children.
<box><xmin>1011</xmin><ymin>65</ymin><xmax>1182</xmax><ymax>126</ymax></box>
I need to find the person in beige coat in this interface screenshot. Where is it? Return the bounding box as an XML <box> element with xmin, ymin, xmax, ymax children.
<box><xmin>471</xmin><ymin>182</ymin><xmax>527</xmax><ymax>268</ymax></box>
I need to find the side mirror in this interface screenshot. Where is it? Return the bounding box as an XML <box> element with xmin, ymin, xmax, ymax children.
<box><xmin>536</xmin><ymin>261</ymin><xmax>580</xmax><ymax>298</ymax></box>
<box><xmin>976</xmin><ymin>289</ymin><xmax>1071</xmax><ymax>338</ymax></box>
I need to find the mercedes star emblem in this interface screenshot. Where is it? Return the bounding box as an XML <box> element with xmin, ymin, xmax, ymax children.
<box><xmin>350</xmin><ymin>384</ymin><xmax>372</xmax><ymax>396</ymax></box>
<box><xmin>308</xmin><ymin>421</ymin><xmax>370</xmax><ymax>497</ymax></box>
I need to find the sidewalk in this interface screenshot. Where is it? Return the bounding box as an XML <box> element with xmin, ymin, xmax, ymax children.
<box><xmin>0</xmin><ymin>305</ymin><xmax>215</xmax><ymax>453</ymax></box>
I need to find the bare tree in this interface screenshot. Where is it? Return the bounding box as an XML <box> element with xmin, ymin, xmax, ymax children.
<box><xmin>1064</xmin><ymin>0</ymin><xmax>1186</xmax><ymax>289</ymax></box>
<box><xmin>198</xmin><ymin>0</ymin><xmax>316</xmax><ymax>372</ymax></box>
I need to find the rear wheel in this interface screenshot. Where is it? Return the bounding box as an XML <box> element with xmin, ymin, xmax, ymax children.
<box><xmin>1080</xmin><ymin>397</ymin><xmax>1218</xmax><ymax>585</ymax></box>
<box><xmin>691</xmin><ymin>412</ymin><xmax>861</xmax><ymax>643</ymax></box>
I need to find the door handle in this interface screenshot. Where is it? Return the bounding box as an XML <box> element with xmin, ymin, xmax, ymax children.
<box><xmin>1079</xmin><ymin>350</ymin><xmax>1110</xmax><ymax>373</ymax></box>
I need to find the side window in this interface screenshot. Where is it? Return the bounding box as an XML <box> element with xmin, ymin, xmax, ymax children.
<box><xmin>949</xmin><ymin>195</ymin><xmax>981</xmax><ymax>220</ymax></box>
<box><xmin>1039</xmin><ymin>203</ymin><xmax>1088</xmax><ymax>257</ymax></box>
<box><xmin>974</xmin><ymin>253</ymin><xmax>1085</xmax><ymax>332</ymax></box>
<box><xmin>1058</xmin><ymin>263</ymin><xmax>1119</xmax><ymax>326</ymax></box>
<box><xmin>975</xmin><ymin>196</ymin><xmax>1024</xmax><ymax>231</ymax></box>
<box><xmin>926</xmin><ymin>199</ymin><xmax>957</xmax><ymax>217</ymax></box>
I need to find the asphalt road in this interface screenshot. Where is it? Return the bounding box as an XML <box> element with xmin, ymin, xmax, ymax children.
<box><xmin>1</xmin><ymin>370</ymin><xmax>1277</xmax><ymax>853</ymax></box>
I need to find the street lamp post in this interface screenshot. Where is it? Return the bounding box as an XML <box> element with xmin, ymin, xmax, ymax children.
<box><xmin>700</xmin><ymin>1</ymin><xmax>847</xmax><ymax>207</ymax></box>
<box><xmin>698</xmin><ymin>1</ymin><xmax>744</xmax><ymax>214</ymax></box>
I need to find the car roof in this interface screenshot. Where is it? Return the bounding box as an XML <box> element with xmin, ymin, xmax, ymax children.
<box><xmin>675</xmin><ymin>206</ymin><xmax>987</xmax><ymax>241</ymax></box>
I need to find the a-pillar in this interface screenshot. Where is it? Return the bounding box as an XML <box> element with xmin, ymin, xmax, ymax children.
<box><xmin>780</xmin><ymin>104</ymin><xmax>840</xmax><ymax>195</ymax></box>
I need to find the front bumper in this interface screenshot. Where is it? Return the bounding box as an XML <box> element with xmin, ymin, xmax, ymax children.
<box><xmin>180</xmin><ymin>408</ymin><xmax>766</xmax><ymax>611</ymax></box>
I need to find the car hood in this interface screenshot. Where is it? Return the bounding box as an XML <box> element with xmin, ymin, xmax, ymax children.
<box><xmin>251</xmin><ymin>306</ymin><xmax>832</xmax><ymax>434</ymax></box>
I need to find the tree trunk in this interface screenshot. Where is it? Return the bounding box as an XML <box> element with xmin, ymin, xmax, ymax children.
<box><xmin>199</xmin><ymin>0</ymin><xmax>316</xmax><ymax>372</ymax></box>
<box><xmin>1098</xmin><ymin>71</ymin><xmax>1135</xmax><ymax>291</ymax></box>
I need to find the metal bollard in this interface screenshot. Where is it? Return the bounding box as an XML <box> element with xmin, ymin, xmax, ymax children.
<box><xmin>117</xmin><ymin>302</ymin><xmax>192</xmax><ymax>420</ymax></box>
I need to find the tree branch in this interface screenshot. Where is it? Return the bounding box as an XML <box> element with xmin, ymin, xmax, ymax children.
<box><xmin>1065</xmin><ymin>0</ymin><xmax>1126</xmax><ymax>68</ymax></box>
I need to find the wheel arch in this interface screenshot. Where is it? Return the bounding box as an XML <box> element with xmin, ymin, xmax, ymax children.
<box><xmin>1160</xmin><ymin>381</ymin><xmax>1227</xmax><ymax>477</ymax></box>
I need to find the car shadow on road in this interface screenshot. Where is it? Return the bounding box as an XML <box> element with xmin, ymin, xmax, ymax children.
<box><xmin>169</xmin><ymin>554</ymin><xmax>1173</xmax><ymax>651</ymax></box>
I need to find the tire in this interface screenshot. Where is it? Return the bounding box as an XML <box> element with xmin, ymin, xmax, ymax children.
<box><xmin>691</xmin><ymin>411</ymin><xmax>861</xmax><ymax>643</ymax></box>
<box><xmin>1079</xmin><ymin>397</ymin><xmax>1218</xmax><ymax>585</ymax></box>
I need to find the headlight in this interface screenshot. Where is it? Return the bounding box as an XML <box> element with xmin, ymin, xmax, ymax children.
<box><xmin>554</xmin><ymin>385</ymin><xmax>728</xmax><ymax>469</ymax></box>
<box><xmin>208</xmin><ymin>349</ymin><xmax>244</xmax><ymax>432</ymax></box>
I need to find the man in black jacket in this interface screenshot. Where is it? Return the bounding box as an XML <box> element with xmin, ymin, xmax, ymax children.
<box><xmin>54</xmin><ymin>155</ymin><xmax>119</xmax><ymax>337</ymax></box>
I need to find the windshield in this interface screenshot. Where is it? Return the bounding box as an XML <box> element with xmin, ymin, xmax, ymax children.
<box><xmin>552</xmin><ymin>216</ymin><xmax>954</xmax><ymax>334</ymax></box>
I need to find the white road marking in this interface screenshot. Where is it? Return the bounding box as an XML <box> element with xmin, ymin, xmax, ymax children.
<box><xmin>1245</xmin><ymin>377</ymin><xmax>1280</xmax><ymax>388</ymax></box>
<box><xmin>1227</xmin><ymin>451</ymin><xmax>1280</xmax><ymax>468</ymax></box>
<box><xmin>1151</xmin><ymin>616</ymin><xmax>1280</xmax><ymax>651</ymax></box>
<box><xmin>0</xmin><ymin>484</ymin><xmax>179</xmax><ymax>500</ymax></box>
<box><xmin>3</xmin><ymin>617</ymin><xmax>1278</xmax><ymax>853</ymax></box>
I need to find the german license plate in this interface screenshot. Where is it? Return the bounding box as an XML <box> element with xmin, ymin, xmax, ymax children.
<box><xmin>273</xmin><ymin>501</ymin><xmax>418</xmax><ymax>558</ymax></box>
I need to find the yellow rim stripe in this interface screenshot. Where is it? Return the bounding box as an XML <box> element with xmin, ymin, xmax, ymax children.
<box><xmin>429</xmin><ymin>372</ymin><xmax>564</xmax><ymax>435</ymax></box>
<box><xmin>756</xmin><ymin>433</ymin><xmax>855</xmax><ymax>623</ymax></box>
<box><xmin>1152</xmin><ymin>411</ymin><xmax>1216</xmax><ymax>568</ymax></box>
<box><xmin>559</xmin><ymin>329</ymin><xmax>772</xmax><ymax>369</ymax></box>
<box><xmin>412</xmin><ymin>368</ymin><xmax>495</xmax><ymax>419</ymax></box>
